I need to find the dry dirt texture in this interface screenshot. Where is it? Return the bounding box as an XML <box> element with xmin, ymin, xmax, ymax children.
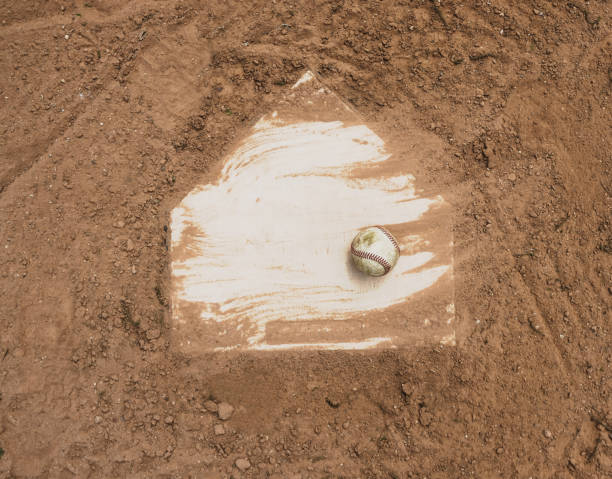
<box><xmin>0</xmin><ymin>1</ymin><xmax>611</xmax><ymax>478</ymax></box>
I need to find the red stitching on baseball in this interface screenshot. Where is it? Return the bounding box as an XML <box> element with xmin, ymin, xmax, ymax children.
<box><xmin>351</xmin><ymin>244</ymin><xmax>391</xmax><ymax>274</ymax></box>
<box><xmin>374</xmin><ymin>226</ymin><xmax>400</xmax><ymax>253</ymax></box>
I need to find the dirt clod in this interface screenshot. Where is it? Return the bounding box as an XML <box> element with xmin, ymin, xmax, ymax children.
<box><xmin>146</xmin><ymin>328</ymin><xmax>161</xmax><ymax>340</ymax></box>
<box><xmin>419</xmin><ymin>408</ymin><xmax>434</xmax><ymax>427</ymax></box>
<box><xmin>204</xmin><ymin>400</ymin><xmax>218</xmax><ymax>412</ymax></box>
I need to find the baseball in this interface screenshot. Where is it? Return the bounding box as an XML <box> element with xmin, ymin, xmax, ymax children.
<box><xmin>350</xmin><ymin>226</ymin><xmax>400</xmax><ymax>277</ymax></box>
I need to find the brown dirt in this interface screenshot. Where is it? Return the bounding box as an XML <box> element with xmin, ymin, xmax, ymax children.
<box><xmin>0</xmin><ymin>1</ymin><xmax>610</xmax><ymax>478</ymax></box>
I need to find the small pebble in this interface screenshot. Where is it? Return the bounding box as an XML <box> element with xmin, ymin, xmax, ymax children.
<box><xmin>165</xmin><ymin>416</ymin><xmax>174</xmax><ymax>424</ymax></box>
<box><xmin>218</xmin><ymin>402</ymin><xmax>234</xmax><ymax>420</ymax></box>
<box><xmin>94</xmin><ymin>416</ymin><xmax>103</xmax><ymax>424</ymax></box>
<box><xmin>235</xmin><ymin>458</ymin><xmax>251</xmax><ymax>471</ymax></box>
<box><xmin>544</xmin><ymin>429</ymin><xmax>552</xmax><ymax>438</ymax></box>
<box><xmin>214</xmin><ymin>424</ymin><xmax>225</xmax><ymax>435</ymax></box>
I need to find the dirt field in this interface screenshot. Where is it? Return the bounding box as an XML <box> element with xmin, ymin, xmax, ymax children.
<box><xmin>0</xmin><ymin>1</ymin><xmax>610</xmax><ymax>478</ymax></box>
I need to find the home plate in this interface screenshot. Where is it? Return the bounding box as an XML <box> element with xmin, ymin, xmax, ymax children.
<box><xmin>170</xmin><ymin>71</ymin><xmax>455</xmax><ymax>352</ymax></box>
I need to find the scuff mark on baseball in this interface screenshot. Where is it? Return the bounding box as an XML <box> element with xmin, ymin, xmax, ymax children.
<box><xmin>350</xmin><ymin>226</ymin><xmax>400</xmax><ymax>277</ymax></box>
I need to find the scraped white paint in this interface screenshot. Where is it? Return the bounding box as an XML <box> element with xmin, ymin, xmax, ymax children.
<box><xmin>244</xmin><ymin>337</ymin><xmax>394</xmax><ymax>352</ymax></box>
<box><xmin>171</xmin><ymin>71</ymin><xmax>454</xmax><ymax>351</ymax></box>
<box><xmin>171</xmin><ymin>121</ymin><xmax>448</xmax><ymax>336</ymax></box>
<box><xmin>291</xmin><ymin>70</ymin><xmax>314</xmax><ymax>88</ymax></box>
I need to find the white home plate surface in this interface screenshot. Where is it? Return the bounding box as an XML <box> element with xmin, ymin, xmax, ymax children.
<box><xmin>170</xmin><ymin>71</ymin><xmax>454</xmax><ymax>352</ymax></box>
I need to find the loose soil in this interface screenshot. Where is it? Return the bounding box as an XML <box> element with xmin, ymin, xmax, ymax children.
<box><xmin>0</xmin><ymin>1</ymin><xmax>610</xmax><ymax>478</ymax></box>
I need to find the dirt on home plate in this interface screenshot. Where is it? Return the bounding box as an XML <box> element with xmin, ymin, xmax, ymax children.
<box><xmin>0</xmin><ymin>1</ymin><xmax>610</xmax><ymax>478</ymax></box>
